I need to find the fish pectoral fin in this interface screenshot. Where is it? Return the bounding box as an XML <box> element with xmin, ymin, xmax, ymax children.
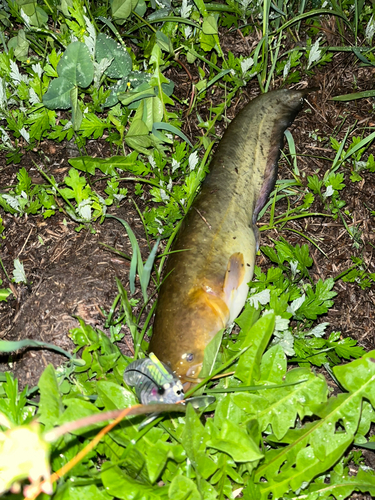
<box><xmin>223</xmin><ymin>252</ymin><xmax>246</xmax><ymax>301</ymax></box>
<box><xmin>189</xmin><ymin>287</ymin><xmax>229</xmax><ymax>328</ymax></box>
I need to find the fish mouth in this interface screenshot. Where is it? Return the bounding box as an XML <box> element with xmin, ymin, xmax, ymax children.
<box><xmin>181</xmin><ymin>375</ymin><xmax>204</xmax><ymax>393</ymax></box>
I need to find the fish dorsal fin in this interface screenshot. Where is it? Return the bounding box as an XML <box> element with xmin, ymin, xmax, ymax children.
<box><xmin>223</xmin><ymin>252</ymin><xmax>246</xmax><ymax>301</ymax></box>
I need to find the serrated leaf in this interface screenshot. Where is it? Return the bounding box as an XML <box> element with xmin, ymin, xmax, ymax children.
<box><xmin>333</xmin><ymin>337</ymin><xmax>366</xmax><ymax>360</ymax></box>
<box><xmin>80</xmin><ymin>113</ymin><xmax>110</xmax><ymax>139</ymax></box>
<box><xmin>16</xmin><ymin>167</ymin><xmax>31</xmax><ymax>194</ymax></box>
<box><xmin>254</xmin><ymin>353</ymin><xmax>375</xmax><ymax>498</ymax></box>
<box><xmin>234</xmin><ymin>367</ymin><xmax>327</xmax><ymax>440</ymax></box>
<box><xmin>207</xmin><ymin>419</ymin><xmax>263</xmax><ymax>463</ymax></box>
<box><xmin>68</xmin><ymin>152</ymin><xmax>145</xmax><ymax>176</ymax></box>
<box><xmin>334</xmin><ymin>351</ymin><xmax>375</xmax><ymax>403</ymax></box>
<box><xmin>13</xmin><ymin>258</ymin><xmax>26</xmax><ymax>284</ymax></box>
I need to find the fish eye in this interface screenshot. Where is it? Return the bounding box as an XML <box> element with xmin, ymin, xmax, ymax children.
<box><xmin>158</xmin><ymin>387</ymin><xmax>165</xmax><ymax>395</ymax></box>
<box><xmin>186</xmin><ymin>353</ymin><xmax>194</xmax><ymax>362</ymax></box>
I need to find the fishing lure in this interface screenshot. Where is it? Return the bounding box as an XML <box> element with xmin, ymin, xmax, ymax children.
<box><xmin>124</xmin><ymin>352</ymin><xmax>185</xmax><ymax>405</ymax></box>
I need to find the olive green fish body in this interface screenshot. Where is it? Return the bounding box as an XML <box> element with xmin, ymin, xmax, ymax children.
<box><xmin>149</xmin><ymin>89</ymin><xmax>309</xmax><ymax>381</ymax></box>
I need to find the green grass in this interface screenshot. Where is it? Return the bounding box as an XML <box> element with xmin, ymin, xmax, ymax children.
<box><xmin>0</xmin><ymin>0</ymin><xmax>375</xmax><ymax>497</ymax></box>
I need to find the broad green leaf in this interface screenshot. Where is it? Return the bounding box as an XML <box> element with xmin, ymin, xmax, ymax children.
<box><xmin>200</xmin><ymin>31</ymin><xmax>216</xmax><ymax>52</ymax></box>
<box><xmin>234</xmin><ymin>368</ymin><xmax>327</xmax><ymax>440</ymax></box>
<box><xmin>59</xmin><ymin>399</ymin><xmax>100</xmax><ymax>435</ymax></box>
<box><xmin>95</xmin><ymin>33</ymin><xmax>132</xmax><ymax>78</ymax></box>
<box><xmin>259</xmin><ymin>344</ymin><xmax>286</xmax><ymax>383</ymax></box>
<box><xmin>37</xmin><ymin>365</ymin><xmax>63</xmax><ymax>430</ymax></box>
<box><xmin>334</xmin><ymin>350</ymin><xmax>375</xmax><ymax>404</ymax></box>
<box><xmin>43</xmin><ymin>77</ymin><xmax>75</xmax><ymax>109</ymax></box>
<box><xmin>255</xmin><ymin>380</ymin><xmax>371</xmax><ymax>497</ymax></box>
<box><xmin>206</xmin><ymin>419</ymin><xmax>263</xmax><ymax>463</ymax></box>
<box><xmin>143</xmin><ymin>97</ymin><xmax>163</xmax><ymax>131</ymax></box>
<box><xmin>214</xmin><ymin>394</ymin><xmax>245</xmax><ymax>428</ymax></box>
<box><xmin>181</xmin><ymin>404</ymin><xmax>217</xmax><ymax>479</ymax></box>
<box><xmin>57</xmin><ymin>42</ymin><xmax>94</xmax><ymax>87</ymax></box>
<box><xmin>0</xmin><ymin>288</ymin><xmax>11</xmax><ymax>302</ymax></box>
<box><xmin>8</xmin><ymin>29</ymin><xmax>29</xmax><ymax>61</ymax></box>
<box><xmin>296</xmin><ymin>465</ymin><xmax>375</xmax><ymax>499</ymax></box>
<box><xmin>235</xmin><ymin>303</ymin><xmax>260</xmax><ymax>332</ymax></box>
<box><xmin>69</xmin><ymin>317</ymin><xmax>99</xmax><ymax>348</ymax></box>
<box><xmin>102</xmin><ymin>463</ymin><xmax>167</xmax><ymax>499</ymax></box>
<box><xmin>155</xmin><ymin>30</ymin><xmax>173</xmax><ymax>53</ymax></box>
<box><xmin>96</xmin><ymin>380</ymin><xmax>138</xmax><ymax>411</ymax></box>
<box><xmin>68</xmin><ymin>152</ymin><xmax>143</xmax><ymax>176</ymax></box>
<box><xmin>169</xmin><ymin>476</ymin><xmax>201</xmax><ymax>500</ymax></box>
<box><xmin>199</xmin><ymin>328</ymin><xmax>225</xmax><ymax>380</ymax></box>
<box><xmin>111</xmin><ymin>0</ymin><xmax>138</xmax><ymax>21</ymax></box>
<box><xmin>259</xmin><ymin>435</ymin><xmax>352</xmax><ymax>499</ymax></box>
<box><xmin>125</xmin><ymin>119</ymin><xmax>153</xmax><ymax>152</ymax></box>
<box><xmin>202</xmin><ymin>15</ymin><xmax>218</xmax><ymax>34</ymax></box>
<box><xmin>235</xmin><ymin>313</ymin><xmax>275</xmax><ymax>384</ymax></box>
<box><xmin>53</xmin><ymin>484</ymin><xmax>110</xmax><ymax>500</ymax></box>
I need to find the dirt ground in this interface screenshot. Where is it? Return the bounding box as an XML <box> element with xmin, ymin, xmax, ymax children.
<box><xmin>0</xmin><ymin>22</ymin><xmax>375</xmax><ymax>491</ymax></box>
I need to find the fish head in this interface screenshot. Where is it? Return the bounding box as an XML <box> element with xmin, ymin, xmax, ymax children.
<box><xmin>151</xmin><ymin>286</ymin><xmax>230</xmax><ymax>386</ymax></box>
<box><xmin>174</xmin><ymin>349</ymin><xmax>205</xmax><ymax>384</ymax></box>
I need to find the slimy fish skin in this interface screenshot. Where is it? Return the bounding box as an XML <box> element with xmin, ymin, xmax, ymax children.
<box><xmin>149</xmin><ymin>88</ymin><xmax>310</xmax><ymax>383</ymax></box>
<box><xmin>124</xmin><ymin>353</ymin><xmax>184</xmax><ymax>405</ymax></box>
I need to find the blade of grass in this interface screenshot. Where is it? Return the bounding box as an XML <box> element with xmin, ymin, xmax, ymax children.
<box><xmin>106</xmin><ymin>214</ymin><xmax>141</xmax><ymax>295</ymax></box>
<box><xmin>140</xmin><ymin>238</ymin><xmax>160</xmax><ymax>302</ymax></box>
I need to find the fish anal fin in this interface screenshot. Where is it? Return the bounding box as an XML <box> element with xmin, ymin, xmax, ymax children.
<box><xmin>223</xmin><ymin>252</ymin><xmax>246</xmax><ymax>301</ymax></box>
